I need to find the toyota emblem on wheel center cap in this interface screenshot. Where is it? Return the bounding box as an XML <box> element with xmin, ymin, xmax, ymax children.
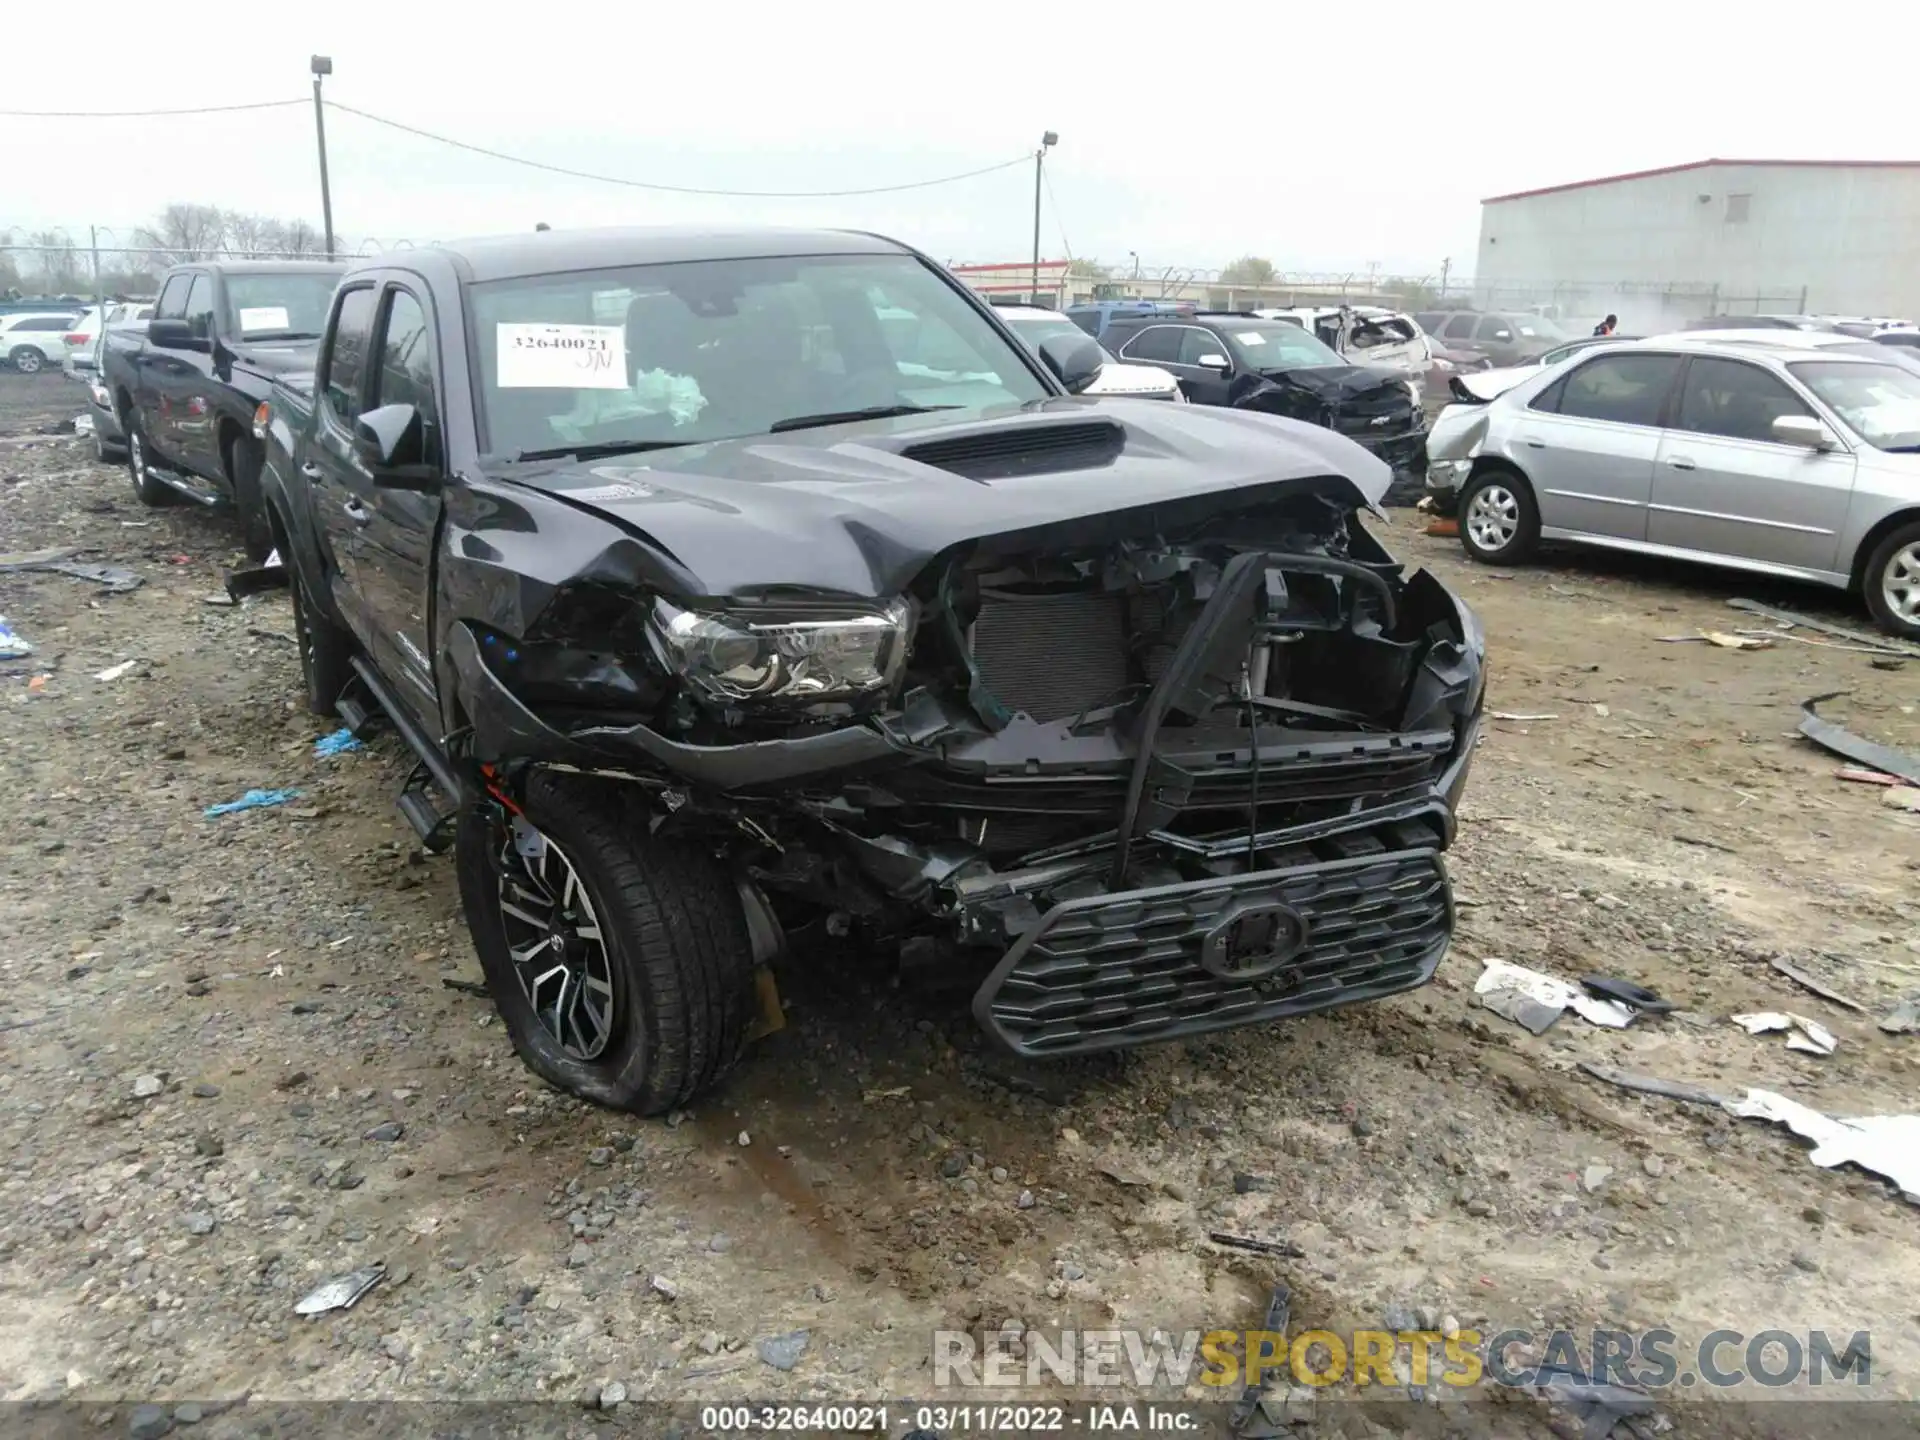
<box><xmin>1198</xmin><ymin>901</ymin><xmax>1310</xmax><ymax>981</ymax></box>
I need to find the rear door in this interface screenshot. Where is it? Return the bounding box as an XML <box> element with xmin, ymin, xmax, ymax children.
<box><xmin>137</xmin><ymin>273</ymin><xmax>194</xmax><ymax>457</ymax></box>
<box><xmin>307</xmin><ymin>283</ymin><xmax>382</xmax><ymax>647</ymax></box>
<box><xmin>1512</xmin><ymin>352</ymin><xmax>1683</xmax><ymax>540</ymax></box>
<box><xmin>1650</xmin><ymin>355</ymin><xmax>1854</xmax><ymax>574</ymax></box>
<box><xmin>353</xmin><ymin>281</ymin><xmax>444</xmax><ymax>721</ymax></box>
<box><xmin>173</xmin><ymin>273</ymin><xmax>222</xmax><ymax>478</ymax></box>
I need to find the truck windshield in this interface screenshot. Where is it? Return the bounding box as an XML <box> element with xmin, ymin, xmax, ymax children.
<box><xmin>1222</xmin><ymin>322</ymin><xmax>1346</xmax><ymax>372</ymax></box>
<box><xmin>467</xmin><ymin>253</ymin><xmax>1051</xmax><ymax>457</ymax></box>
<box><xmin>223</xmin><ymin>274</ymin><xmax>341</xmax><ymax>340</ymax></box>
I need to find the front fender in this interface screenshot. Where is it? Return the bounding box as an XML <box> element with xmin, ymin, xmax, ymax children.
<box><xmin>257</xmin><ymin>410</ymin><xmax>338</xmax><ymax>624</ymax></box>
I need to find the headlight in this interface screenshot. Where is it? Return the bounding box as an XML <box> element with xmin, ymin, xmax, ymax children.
<box><xmin>648</xmin><ymin>598</ymin><xmax>911</xmax><ymax>705</ymax></box>
<box><xmin>252</xmin><ymin>402</ymin><xmax>269</xmax><ymax>440</ymax></box>
<box><xmin>1427</xmin><ymin>458</ymin><xmax>1472</xmax><ymax>487</ymax></box>
<box><xmin>89</xmin><ymin>381</ymin><xmax>110</xmax><ymax>408</ymax></box>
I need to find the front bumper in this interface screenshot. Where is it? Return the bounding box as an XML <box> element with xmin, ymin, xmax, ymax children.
<box><xmin>87</xmin><ymin>393</ymin><xmax>124</xmax><ymax>449</ymax></box>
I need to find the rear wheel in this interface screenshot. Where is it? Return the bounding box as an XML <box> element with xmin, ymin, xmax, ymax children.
<box><xmin>456</xmin><ymin>771</ymin><xmax>758</xmax><ymax>1114</ymax></box>
<box><xmin>1458</xmin><ymin>467</ymin><xmax>1540</xmax><ymax>565</ymax></box>
<box><xmin>8</xmin><ymin>345</ymin><xmax>44</xmax><ymax>374</ymax></box>
<box><xmin>125</xmin><ymin>417</ymin><xmax>175</xmax><ymax>507</ymax></box>
<box><xmin>226</xmin><ymin>435</ymin><xmax>274</xmax><ymax>562</ymax></box>
<box><xmin>1862</xmin><ymin>520</ymin><xmax>1920</xmax><ymax>641</ymax></box>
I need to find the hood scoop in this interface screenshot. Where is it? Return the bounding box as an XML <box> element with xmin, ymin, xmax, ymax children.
<box><xmin>900</xmin><ymin>420</ymin><xmax>1124</xmax><ymax>481</ymax></box>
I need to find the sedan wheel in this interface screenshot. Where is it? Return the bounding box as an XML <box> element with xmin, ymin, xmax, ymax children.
<box><xmin>9</xmin><ymin>346</ymin><xmax>44</xmax><ymax>374</ymax></box>
<box><xmin>1466</xmin><ymin>484</ymin><xmax>1520</xmax><ymax>551</ymax></box>
<box><xmin>1881</xmin><ymin>542</ymin><xmax>1920</xmax><ymax>626</ymax></box>
<box><xmin>1864</xmin><ymin>522</ymin><xmax>1920</xmax><ymax>640</ymax></box>
<box><xmin>1457</xmin><ymin>469</ymin><xmax>1541</xmax><ymax>565</ymax></box>
<box><xmin>496</xmin><ymin>817</ymin><xmax>619</xmax><ymax>1061</ymax></box>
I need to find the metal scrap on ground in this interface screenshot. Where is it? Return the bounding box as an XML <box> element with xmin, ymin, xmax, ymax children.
<box><xmin>294</xmin><ymin>1263</ymin><xmax>386</xmax><ymax>1316</ymax></box>
<box><xmin>1768</xmin><ymin>957</ymin><xmax>1868</xmax><ymax>1013</ymax></box>
<box><xmin>1797</xmin><ymin>692</ymin><xmax>1920</xmax><ymax>786</ymax></box>
<box><xmin>1475</xmin><ymin>959</ymin><xmax>1636</xmax><ymax>1033</ymax></box>
<box><xmin>1730</xmin><ymin>1011</ymin><xmax>1837</xmax><ymax>1056</ymax></box>
<box><xmin>1725</xmin><ymin>1090</ymin><xmax>1920</xmax><ymax>1204</ymax></box>
<box><xmin>1729</xmin><ymin>597</ymin><xmax>1920</xmax><ymax>658</ymax></box>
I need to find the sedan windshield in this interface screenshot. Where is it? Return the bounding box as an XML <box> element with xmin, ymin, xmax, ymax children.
<box><xmin>468</xmin><ymin>253</ymin><xmax>1050</xmax><ymax>458</ymax></box>
<box><xmin>1222</xmin><ymin>322</ymin><xmax>1345</xmax><ymax>371</ymax></box>
<box><xmin>1789</xmin><ymin>360</ymin><xmax>1920</xmax><ymax>451</ymax></box>
<box><xmin>223</xmin><ymin>274</ymin><xmax>341</xmax><ymax>340</ymax></box>
<box><xmin>1003</xmin><ymin>313</ymin><xmax>1117</xmax><ymax>363</ymax></box>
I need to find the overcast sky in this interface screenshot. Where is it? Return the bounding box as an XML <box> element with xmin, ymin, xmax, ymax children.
<box><xmin>6</xmin><ymin>0</ymin><xmax>1914</xmax><ymax>282</ymax></box>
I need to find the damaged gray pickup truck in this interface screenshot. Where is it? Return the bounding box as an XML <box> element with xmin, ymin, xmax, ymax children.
<box><xmin>256</xmin><ymin>227</ymin><xmax>1486</xmax><ymax>1114</ymax></box>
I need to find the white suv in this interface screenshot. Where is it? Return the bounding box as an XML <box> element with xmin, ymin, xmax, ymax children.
<box><xmin>1</xmin><ymin>312</ymin><xmax>82</xmax><ymax>373</ymax></box>
<box><xmin>993</xmin><ymin>305</ymin><xmax>1184</xmax><ymax>401</ymax></box>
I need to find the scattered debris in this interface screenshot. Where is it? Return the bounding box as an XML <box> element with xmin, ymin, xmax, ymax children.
<box><xmin>26</xmin><ymin>674</ymin><xmax>47</xmax><ymax>694</ymax></box>
<box><xmin>1475</xmin><ymin>959</ymin><xmax>1635</xmax><ymax>1033</ymax></box>
<box><xmin>756</xmin><ymin>1329</ymin><xmax>810</xmax><ymax>1372</ymax></box>
<box><xmin>1702</xmin><ymin>631</ymin><xmax>1771</xmax><ymax>651</ymax></box>
<box><xmin>203</xmin><ymin>787</ymin><xmax>302</xmax><ymax>818</ymax></box>
<box><xmin>1095</xmin><ymin>1159</ymin><xmax>1153</xmax><ymax>1189</ymax></box>
<box><xmin>1798</xmin><ymin>693</ymin><xmax>1920</xmax><ymax>785</ymax></box>
<box><xmin>1835</xmin><ymin>767</ymin><xmax>1909</xmax><ymax>788</ymax></box>
<box><xmin>861</xmin><ymin>1086</ymin><xmax>911</xmax><ymax>1103</ymax></box>
<box><xmin>440</xmin><ymin>977</ymin><xmax>491</xmax><ymax>998</ymax></box>
<box><xmin>1490</xmin><ymin>711</ymin><xmax>1558</xmax><ymax>722</ymax></box>
<box><xmin>1582</xmin><ymin>1163</ymin><xmax>1612</xmax><ymax>1193</ymax></box>
<box><xmin>1579</xmin><ymin>975</ymin><xmax>1675</xmax><ymax>1015</ymax></box>
<box><xmin>1725</xmin><ymin>1089</ymin><xmax>1920</xmax><ymax>1204</ymax></box>
<box><xmin>1878</xmin><ymin>995</ymin><xmax>1920</xmax><ymax>1035</ymax></box>
<box><xmin>1884</xmin><ymin>787</ymin><xmax>1920</xmax><ymax>814</ymax></box>
<box><xmin>313</xmin><ymin>727</ymin><xmax>364</xmax><ymax>758</ymax></box>
<box><xmin>1672</xmin><ymin>833</ymin><xmax>1738</xmax><ymax>854</ymax></box>
<box><xmin>1227</xmin><ymin>1284</ymin><xmax>1292</xmax><ymax>1436</ymax></box>
<box><xmin>294</xmin><ymin>1263</ymin><xmax>387</xmax><ymax>1316</ymax></box>
<box><xmin>132</xmin><ymin>1074</ymin><xmax>164</xmax><ymax>1099</ymax></box>
<box><xmin>1208</xmin><ymin>1231</ymin><xmax>1306</xmax><ymax>1259</ymax></box>
<box><xmin>224</xmin><ymin>559</ymin><xmax>289</xmax><ymax>601</ymax></box>
<box><xmin>647</xmin><ymin>1275</ymin><xmax>678</xmax><ymax>1301</ymax></box>
<box><xmin>93</xmin><ymin>659</ymin><xmax>138</xmax><ymax>682</ymax></box>
<box><xmin>1732</xmin><ymin>1012</ymin><xmax>1837</xmax><ymax>1056</ymax></box>
<box><xmin>1578</xmin><ymin>1064</ymin><xmax>1729</xmax><ymax>1107</ymax></box>
<box><xmin>1728</xmin><ymin>597</ymin><xmax>1920</xmax><ymax>658</ymax></box>
<box><xmin>201</xmin><ymin>592</ymin><xmax>237</xmax><ymax>607</ymax></box>
<box><xmin>0</xmin><ymin>616</ymin><xmax>33</xmax><ymax>659</ymax></box>
<box><xmin>1768</xmin><ymin>958</ymin><xmax>1868</xmax><ymax>1014</ymax></box>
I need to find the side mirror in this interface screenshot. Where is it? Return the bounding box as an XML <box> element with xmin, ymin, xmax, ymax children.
<box><xmin>353</xmin><ymin>403</ymin><xmax>441</xmax><ymax>489</ymax></box>
<box><xmin>1037</xmin><ymin>333</ymin><xmax>1106</xmax><ymax>395</ymax></box>
<box><xmin>1197</xmin><ymin>353</ymin><xmax>1232</xmax><ymax>372</ymax></box>
<box><xmin>147</xmin><ymin>318</ymin><xmax>209</xmax><ymax>353</ymax></box>
<box><xmin>1772</xmin><ymin>414</ymin><xmax>1838</xmax><ymax>451</ymax></box>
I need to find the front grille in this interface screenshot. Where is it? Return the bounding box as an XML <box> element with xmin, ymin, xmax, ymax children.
<box><xmin>973</xmin><ymin>836</ymin><xmax>1450</xmax><ymax>1056</ymax></box>
<box><xmin>903</xmin><ymin>421</ymin><xmax>1123</xmax><ymax>480</ymax></box>
<box><xmin>972</xmin><ymin>589</ymin><xmax>1132</xmax><ymax>723</ymax></box>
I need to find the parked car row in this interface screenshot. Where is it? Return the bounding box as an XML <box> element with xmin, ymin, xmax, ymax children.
<box><xmin>0</xmin><ymin>310</ymin><xmax>82</xmax><ymax>373</ymax></box>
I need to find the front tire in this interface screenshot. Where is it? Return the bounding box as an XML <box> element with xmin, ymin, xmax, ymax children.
<box><xmin>287</xmin><ymin>548</ymin><xmax>353</xmax><ymax>714</ymax></box>
<box><xmin>1458</xmin><ymin>467</ymin><xmax>1541</xmax><ymax>565</ymax></box>
<box><xmin>226</xmin><ymin>436</ymin><xmax>274</xmax><ymax>562</ymax></box>
<box><xmin>1862</xmin><ymin>520</ymin><xmax>1920</xmax><ymax>641</ymax></box>
<box><xmin>456</xmin><ymin>772</ymin><xmax>758</xmax><ymax>1114</ymax></box>
<box><xmin>125</xmin><ymin>417</ymin><xmax>175</xmax><ymax>507</ymax></box>
<box><xmin>9</xmin><ymin>346</ymin><xmax>44</xmax><ymax>374</ymax></box>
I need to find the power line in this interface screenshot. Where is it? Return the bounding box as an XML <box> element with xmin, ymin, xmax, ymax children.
<box><xmin>0</xmin><ymin>98</ymin><xmax>305</xmax><ymax>117</ymax></box>
<box><xmin>324</xmin><ymin>100</ymin><xmax>1033</xmax><ymax>198</ymax></box>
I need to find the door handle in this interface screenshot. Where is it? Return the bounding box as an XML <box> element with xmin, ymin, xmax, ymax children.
<box><xmin>1523</xmin><ymin>438</ymin><xmax>1547</xmax><ymax>449</ymax></box>
<box><xmin>300</xmin><ymin>462</ymin><xmax>323</xmax><ymax>479</ymax></box>
<box><xmin>1666</xmin><ymin>457</ymin><xmax>1697</xmax><ymax>471</ymax></box>
<box><xmin>343</xmin><ymin>499</ymin><xmax>371</xmax><ymax>525</ymax></box>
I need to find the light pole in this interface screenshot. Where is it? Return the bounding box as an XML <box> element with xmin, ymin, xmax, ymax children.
<box><xmin>1031</xmin><ymin>130</ymin><xmax>1057</xmax><ymax>302</ymax></box>
<box><xmin>311</xmin><ymin>56</ymin><xmax>336</xmax><ymax>259</ymax></box>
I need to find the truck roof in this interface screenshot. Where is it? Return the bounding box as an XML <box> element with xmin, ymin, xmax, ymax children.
<box><xmin>164</xmin><ymin>260</ymin><xmax>344</xmax><ymax>276</ymax></box>
<box><xmin>355</xmin><ymin>226</ymin><xmax>912</xmax><ymax>285</ymax></box>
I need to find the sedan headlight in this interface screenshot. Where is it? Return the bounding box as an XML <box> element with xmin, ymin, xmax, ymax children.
<box><xmin>89</xmin><ymin>381</ymin><xmax>111</xmax><ymax>408</ymax></box>
<box><xmin>648</xmin><ymin>598</ymin><xmax>911</xmax><ymax>705</ymax></box>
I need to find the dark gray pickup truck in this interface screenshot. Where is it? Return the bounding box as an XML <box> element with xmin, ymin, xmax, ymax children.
<box><xmin>102</xmin><ymin>260</ymin><xmax>342</xmax><ymax>557</ymax></box>
<box><xmin>257</xmin><ymin>226</ymin><xmax>1486</xmax><ymax>1114</ymax></box>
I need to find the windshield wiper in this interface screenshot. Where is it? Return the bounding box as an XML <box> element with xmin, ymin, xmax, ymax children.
<box><xmin>1879</xmin><ymin>442</ymin><xmax>1920</xmax><ymax>453</ymax></box>
<box><xmin>768</xmin><ymin>403</ymin><xmax>958</xmax><ymax>433</ymax></box>
<box><xmin>509</xmin><ymin>440</ymin><xmax>692</xmax><ymax>462</ymax></box>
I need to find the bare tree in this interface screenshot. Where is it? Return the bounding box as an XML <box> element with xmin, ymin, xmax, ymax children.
<box><xmin>223</xmin><ymin>210</ymin><xmax>280</xmax><ymax>258</ymax></box>
<box><xmin>276</xmin><ymin>219</ymin><xmax>325</xmax><ymax>258</ymax></box>
<box><xmin>1220</xmin><ymin>255</ymin><xmax>1278</xmax><ymax>287</ymax></box>
<box><xmin>132</xmin><ymin>203</ymin><xmax>228</xmax><ymax>267</ymax></box>
<box><xmin>29</xmin><ymin>231</ymin><xmax>82</xmax><ymax>291</ymax></box>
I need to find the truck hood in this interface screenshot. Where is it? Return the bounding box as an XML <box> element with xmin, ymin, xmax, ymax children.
<box><xmin>1084</xmin><ymin>360</ymin><xmax>1180</xmax><ymax>396</ymax></box>
<box><xmin>491</xmin><ymin>398</ymin><xmax>1390</xmax><ymax>598</ymax></box>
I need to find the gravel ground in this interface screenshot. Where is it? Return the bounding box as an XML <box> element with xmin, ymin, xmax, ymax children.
<box><xmin>2</xmin><ymin>368</ymin><xmax>1917</xmax><ymax>1437</ymax></box>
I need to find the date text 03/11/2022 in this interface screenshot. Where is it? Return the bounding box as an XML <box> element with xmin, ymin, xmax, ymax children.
<box><xmin>695</xmin><ymin>1404</ymin><xmax>1202</xmax><ymax>1433</ymax></box>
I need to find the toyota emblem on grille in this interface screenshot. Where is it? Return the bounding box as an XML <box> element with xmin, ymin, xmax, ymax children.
<box><xmin>1369</xmin><ymin>414</ymin><xmax>1393</xmax><ymax>428</ymax></box>
<box><xmin>1198</xmin><ymin>901</ymin><xmax>1309</xmax><ymax>981</ymax></box>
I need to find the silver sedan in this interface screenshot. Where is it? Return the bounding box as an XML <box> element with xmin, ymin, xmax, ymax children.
<box><xmin>1430</xmin><ymin>337</ymin><xmax>1920</xmax><ymax>639</ymax></box>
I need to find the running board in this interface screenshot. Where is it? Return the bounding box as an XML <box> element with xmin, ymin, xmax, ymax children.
<box><xmin>345</xmin><ymin>656</ymin><xmax>465</xmax><ymax>851</ymax></box>
<box><xmin>149</xmin><ymin>464</ymin><xmax>226</xmax><ymax>507</ymax></box>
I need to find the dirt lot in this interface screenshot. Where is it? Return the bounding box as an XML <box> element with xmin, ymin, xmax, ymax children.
<box><xmin>2</xmin><ymin>368</ymin><xmax>1917</xmax><ymax>1435</ymax></box>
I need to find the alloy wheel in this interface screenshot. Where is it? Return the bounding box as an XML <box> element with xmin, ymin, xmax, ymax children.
<box><xmin>496</xmin><ymin>817</ymin><xmax>619</xmax><ymax>1060</ymax></box>
<box><xmin>12</xmin><ymin>349</ymin><xmax>42</xmax><ymax>374</ymax></box>
<box><xmin>1467</xmin><ymin>484</ymin><xmax>1520</xmax><ymax>552</ymax></box>
<box><xmin>1883</xmin><ymin>541</ymin><xmax>1920</xmax><ymax>627</ymax></box>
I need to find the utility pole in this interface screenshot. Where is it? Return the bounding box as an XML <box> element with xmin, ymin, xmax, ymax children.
<box><xmin>311</xmin><ymin>56</ymin><xmax>336</xmax><ymax>259</ymax></box>
<box><xmin>1031</xmin><ymin>130</ymin><xmax>1057</xmax><ymax>302</ymax></box>
<box><xmin>1439</xmin><ymin>256</ymin><xmax>1451</xmax><ymax>300</ymax></box>
<box><xmin>90</xmin><ymin>226</ymin><xmax>102</xmax><ymax>319</ymax></box>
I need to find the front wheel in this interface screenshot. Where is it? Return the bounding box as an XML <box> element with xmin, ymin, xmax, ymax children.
<box><xmin>455</xmin><ymin>771</ymin><xmax>758</xmax><ymax>1114</ymax></box>
<box><xmin>1458</xmin><ymin>468</ymin><xmax>1541</xmax><ymax>565</ymax></box>
<box><xmin>288</xmin><ymin>550</ymin><xmax>354</xmax><ymax>714</ymax></box>
<box><xmin>226</xmin><ymin>436</ymin><xmax>274</xmax><ymax>562</ymax></box>
<box><xmin>125</xmin><ymin>417</ymin><xmax>175</xmax><ymax>507</ymax></box>
<box><xmin>1862</xmin><ymin>520</ymin><xmax>1920</xmax><ymax>641</ymax></box>
<box><xmin>9</xmin><ymin>346</ymin><xmax>45</xmax><ymax>374</ymax></box>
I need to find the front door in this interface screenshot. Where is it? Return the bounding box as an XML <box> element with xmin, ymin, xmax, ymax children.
<box><xmin>353</xmin><ymin>283</ymin><xmax>444</xmax><ymax>725</ymax></box>
<box><xmin>308</xmin><ymin>283</ymin><xmax>382</xmax><ymax>651</ymax></box>
<box><xmin>1512</xmin><ymin>352</ymin><xmax>1684</xmax><ymax>541</ymax></box>
<box><xmin>1650</xmin><ymin>356</ymin><xmax>1855</xmax><ymax>575</ymax></box>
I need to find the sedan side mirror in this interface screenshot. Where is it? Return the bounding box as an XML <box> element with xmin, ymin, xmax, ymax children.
<box><xmin>147</xmin><ymin>318</ymin><xmax>209</xmax><ymax>353</ymax></box>
<box><xmin>1037</xmin><ymin>333</ymin><xmax>1106</xmax><ymax>394</ymax></box>
<box><xmin>1197</xmin><ymin>353</ymin><xmax>1232</xmax><ymax>372</ymax></box>
<box><xmin>1772</xmin><ymin>414</ymin><xmax>1838</xmax><ymax>451</ymax></box>
<box><xmin>354</xmin><ymin>403</ymin><xmax>441</xmax><ymax>489</ymax></box>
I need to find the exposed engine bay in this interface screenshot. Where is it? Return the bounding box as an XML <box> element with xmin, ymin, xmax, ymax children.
<box><xmin>451</xmin><ymin>487</ymin><xmax>1485</xmax><ymax>1059</ymax></box>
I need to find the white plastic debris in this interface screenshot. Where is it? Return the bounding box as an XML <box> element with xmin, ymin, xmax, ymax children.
<box><xmin>94</xmin><ymin>659</ymin><xmax>138</xmax><ymax>682</ymax></box>
<box><xmin>1725</xmin><ymin>1089</ymin><xmax>1920</xmax><ymax>1204</ymax></box>
<box><xmin>294</xmin><ymin>1263</ymin><xmax>387</xmax><ymax>1316</ymax></box>
<box><xmin>1730</xmin><ymin>1011</ymin><xmax>1837</xmax><ymax>1056</ymax></box>
<box><xmin>0</xmin><ymin>616</ymin><xmax>32</xmax><ymax>659</ymax></box>
<box><xmin>1475</xmin><ymin>959</ymin><xmax>1635</xmax><ymax>1031</ymax></box>
<box><xmin>73</xmin><ymin>414</ymin><xmax>93</xmax><ymax>436</ymax></box>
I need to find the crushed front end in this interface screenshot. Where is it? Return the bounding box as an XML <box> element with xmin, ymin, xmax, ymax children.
<box><xmin>452</xmin><ymin>487</ymin><xmax>1484</xmax><ymax>1060</ymax></box>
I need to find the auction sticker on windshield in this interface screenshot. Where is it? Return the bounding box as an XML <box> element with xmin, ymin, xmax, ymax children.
<box><xmin>497</xmin><ymin>323</ymin><xmax>628</xmax><ymax>390</ymax></box>
<box><xmin>1234</xmin><ymin>331</ymin><xmax>1266</xmax><ymax>345</ymax></box>
<box><xmin>238</xmin><ymin>307</ymin><xmax>291</xmax><ymax>333</ymax></box>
